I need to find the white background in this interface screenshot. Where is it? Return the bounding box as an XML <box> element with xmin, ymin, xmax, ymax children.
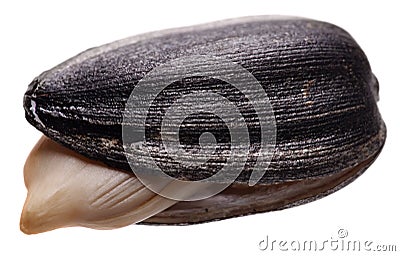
<box><xmin>1</xmin><ymin>0</ymin><xmax>398</xmax><ymax>255</ymax></box>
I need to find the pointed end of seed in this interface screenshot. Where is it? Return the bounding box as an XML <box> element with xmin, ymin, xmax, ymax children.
<box><xmin>20</xmin><ymin>189</ymin><xmax>78</xmax><ymax>235</ymax></box>
<box><xmin>20</xmin><ymin>201</ymin><xmax>54</xmax><ymax>235</ymax></box>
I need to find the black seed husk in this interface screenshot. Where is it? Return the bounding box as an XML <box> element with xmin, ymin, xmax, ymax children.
<box><xmin>23</xmin><ymin>16</ymin><xmax>386</xmax><ymax>184</ymax></box>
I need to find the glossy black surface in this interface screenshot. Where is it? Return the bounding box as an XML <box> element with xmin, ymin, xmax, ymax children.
<box><xmin>24</xmin><ymin>16</ymin><xmax>385</xmax><ymax>184</ymax></box>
